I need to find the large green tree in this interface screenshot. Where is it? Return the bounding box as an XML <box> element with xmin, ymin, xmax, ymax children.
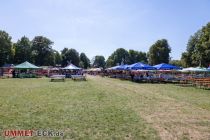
<box><xmin>106</xmin><ymin>48</ymin><xmax>129</xmax><ymax>67</ymax></box>
<box><xmin>0</xmin><ymin>30</ymin><xmax>13</xmax><ymax>66</ymax></box>
<box><xmin>79</xmin><ymin>52</ymin><xmax>90</xmax><ymax>69</ymax></box>
<box><xmin>147</xmin><ymin>39</ymin><xmax>171</xmax><ymax>65</ymax></box>
<box><xmin>92</xmin><ymin>55</ymin><xmax>106</xmax><ymax>68</ymax></box>
<box><xmin>181</xmin><ymin>52</ymin><xmax>192</xmax><ymax>67</ymax></box>
<box><xmin>31</xmin><ymin>36</ymin><xmax>55</xmax><ymax>66</ymax></box>
<box><xmin>44</xmin><ymin>50</ymin><xmax>56</xmax><ymax>66</ymax></box>
<box><xmin>14</xmin><ymin>36</ymin><xmax>32</xmax><ymax>64</ymax></box>
<box><xmin>128</xmin><ymin>49</ymin><xmax>147</xmax><ymax>64</ymax></box>
<box><xmin>61</xmin><ymin>48</ymin><xmax>80</xmax><ymax>66</ymax></box>
<box><xmin>181</xmin><ymin>22</ymin><xmax>210</xmax><ymax>67</ymax></box>
<box><xmin>54</xmin><ymin>50</ymin><xmax>62</xmax><ymax>66</ymax></box>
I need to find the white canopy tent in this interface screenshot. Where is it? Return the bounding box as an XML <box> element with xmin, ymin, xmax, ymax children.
<box><xmin>62</xmin><ymin>64</ymin><xmax>82</xmax><ymax>70</ymax></box>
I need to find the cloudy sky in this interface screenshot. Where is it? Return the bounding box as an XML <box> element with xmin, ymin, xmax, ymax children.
<box><xmin>0</xmin><ymin>0</ymin><xmax>210</xmax><ymax>60</ymax></box>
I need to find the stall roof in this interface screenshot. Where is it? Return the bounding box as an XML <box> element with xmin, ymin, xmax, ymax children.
<box><xmin>1</xmin><ymin>64</ymin><xmax>14</xmax><ymax>68</ymax></box>
<box><xmin>62</xmin><ymin>64</ymin><xmax>81</xmax><ymax>70</ymax></box>
<box><xmin>14</xmin><ymin>61</ymin><xmax>41</xmax><ymax>69</ymax></box>
<box><xmin>127</xmin><ymin>62</ymin><xmax>156</xmax><ymax>70</ymax></box>
<box><xmin>153</xmin><ymin>63</ymin><xmax>181</xmax><ymax>70</ymax></box>
<box><xmin>180</xmin><ymin>67</ymin><xmax>208</xmax><ymax>72</ymax></box>
<box><xmin>87</xmin><ymin>68</ymin><xmax>102</xmax><ymax>71</ymax></box>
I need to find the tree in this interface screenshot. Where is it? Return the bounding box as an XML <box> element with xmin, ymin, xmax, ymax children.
<box><xmin>106</xmin><ymin>58</ymin><xmax>114</xmax><ymax>68</ymax></box>
<box><xmin>169</xmin><ymin>60</ymin><xmax>182</xmax><ymax>67</ymax></box>
<box><xmin>44</xmin><ymin>50</ymin><xmax>56</xmax><ymax>66</ymax></box>
<box><xmin>106</xmin><ymin>48</ymin><xmax>129</xmax><ymax>67</ymax></box>
<box><xmin>79</xmin><ymin>53</ymin><xmax>90</xmax><ymax>69</ymax></box>
<box><xmin>10</xmin><ymin>44</ymin><xmax>15</xmax><ymax>63</ymax></box>
<box><xmin>147</xmin><ymin>39</ymin><xmax>171</xmax><ymax>65</ymax></box>
<box><xmin>128</xmin><ymin>49</ymin><xmax>147</xmax><ymax>64</ymax></box>
<box><xmin>0</xmin><ymin>30</ymin><xmax>13</xmax><ymax>66</ymax></box>
<box><xmin>61</xmin><ymin>48</ymin><xmax>69</xmax><ymax>66</ymax></box>
<box><xmin>14</xmin><ymin>36</ymin><xmax>32</xmax><ymax>64</ymax></box>
<box><xmin>181</xmin><ymin>22</ymin><xmax>210</xmax><ymax>67</ymax></box>
<box><xmin>31</xmin><ymin>36</ymin><xmax>55</xmax><ymax>66</ymax></box>
<box><xmin>61</xmin><ymin>48</ymin><xmax>80</xmax><ymax>66</ymax></box>
<box><xmin>181</xmin><ymin>52</ymin><xmax>191</xmax><ymax>67</ymax></box>
<box><xmin>92</xmin><ymin>55</ymin><xmax>106</xmax><ymax>68</ymax></box>
<box><xmin>54</xmin><ymin>50</ymin><xmax>62</xmax><ymax>66</ymax></box>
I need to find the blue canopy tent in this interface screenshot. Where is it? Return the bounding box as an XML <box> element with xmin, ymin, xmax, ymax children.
<box><xmin>2</xmin><ymin>64</ymin><xmax>14</xmax><ymax>68</ymax></box>
<box><xmin>0</xmin><ymin>64</ymin><xmax>14</xmax><ymax>77</ymax></box>
<box><xmin>116</xmin><ymin>64</ymin><xmax>129</xmax><ymax>70</ymax></box>
<box><xmin>126</xmin><ymin>62</ymin><xmax>156</xmax><ymax>70</ymax></box>
<box><xmin>153</xmin><ymin>63</ymin><xmax>181</xmax><ymax>70</ymax></box>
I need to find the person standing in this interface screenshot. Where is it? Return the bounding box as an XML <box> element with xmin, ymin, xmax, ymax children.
<box><xmin>12</xmin><ymin>70</ymin><xmax>16</xmax><ymax>78</ymax></box>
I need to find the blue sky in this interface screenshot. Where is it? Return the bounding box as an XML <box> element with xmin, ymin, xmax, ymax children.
<box><xmin>0</xmin><ymin>0</ymin><xmax>210</xmax><ymax>60</ymax></box>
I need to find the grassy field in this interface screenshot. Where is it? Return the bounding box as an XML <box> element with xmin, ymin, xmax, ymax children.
<box><xmin>0</xmin><ymin>76</ymin><xmax>210</xmax><ymax>140</ymax></box>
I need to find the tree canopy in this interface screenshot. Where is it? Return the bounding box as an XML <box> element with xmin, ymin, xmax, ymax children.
<box><xmin>92</xmin><ymin>55</ymin><xmax>106</xmax><ymax>68</ymax></box>
<box><xmin>106</xmin><ymin>48</ymin><xmax>129</xmax><ymax>67</ymax></box>
<box><xmin>181</xmin><ymin>22</ymin><xmax>210</xmax><ymax>67</ymax></box>
<box><xmin>169</xmin><ymin>60</ymin><xmax>182</xmax><ymax>67</ymax></box>
<box><xmin>31</xmin><ymin>36</ymin><xmax>55</xmax><ymax>66</ymax></box>
<box><xmin>0</xmin><ymin>30</ymin><xmax>13</xmax><ymax>66</ymax></box>
<box><xmin>54</xmin><ymin>50</ymin><xmax>62</xmax><ymax>66</ymax></box>
<box><xmin>14</xmin><ymin>36</ymin><xmax>32</xmax><ymax>64</ymax></box>
<box><xmin>128</xmin><ymin>49</ymin><xmax>147</xmax><ymax>64</ymax></box>
<box><xmin>147</xmin><ymin>39</ymin><xmax>171</xmax><ymax>65</ymax></box>
<box><xmin>79</xmin><ymin>52</ymin><xmax>90</xmax><ymax>69</ymax></box>
<box><xmin>106</xmin><ymin>48</ymin><xmax>147</xmax><ymax>67</ymax></box>
<box><xmin>61</xmin><ymin>48</ymin><xmax>80</xmax><ymax>66</ymax></box>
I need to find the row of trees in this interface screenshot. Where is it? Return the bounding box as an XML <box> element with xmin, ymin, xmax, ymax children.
<box><xmin>0</xmin><ymin>33</ymin><xmax>91</xmax><ymax>68</ymax></box>
<box><xmin>0</xmin><ymin>30</ymin><xmax>171</xmax><ymax>68</ymax></box>
<box><xmin>90</xmin><ymin>41</ymin><xmax>171</xmax><ymax>68</ymax></box>
<box><xmin>0</xmin><ymin>22</ymin><xmax>209</xmax><ymax>68</ymax></box>
<box><xmin>105</xmin><ymin>39</ymin><xmax>171</xmax><ymax>68</ymax></box>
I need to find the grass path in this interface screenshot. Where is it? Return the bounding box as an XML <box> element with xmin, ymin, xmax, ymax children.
<box><xmin>90</xmin><ymin>76</ymin><xmax>210</xmax><ymax>140</ymax></box>
<box><xmin>0</xmin><ymin>76</ymin><xmax>210</xmax><ymax>140</ymax></box>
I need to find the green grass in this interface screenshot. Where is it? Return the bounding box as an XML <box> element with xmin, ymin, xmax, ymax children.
<box><xmin>0</xmin><ymin>76</ymin><xmax>210</xmax><ymax>140</ymax></box>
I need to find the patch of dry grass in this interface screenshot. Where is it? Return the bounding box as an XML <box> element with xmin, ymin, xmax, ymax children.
<box><xmin>92</xmin><ymin>76</ymin><xmax>210</xmax><ymax>140</ymax></box>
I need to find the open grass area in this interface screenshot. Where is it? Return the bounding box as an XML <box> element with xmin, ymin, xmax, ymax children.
<box><xmin>0</xmin><ymin>76</ymin><xmax>210</xmax><ymax>140</ymax></box>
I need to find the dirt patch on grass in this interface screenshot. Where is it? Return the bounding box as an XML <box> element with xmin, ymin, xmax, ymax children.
<box><xmin>124</xmin><ymin>88</ymin><xmax>210</xmax><ymax>140</ymax></box>
<box><xmin>142</xmin><ymin>100</ymin><xmax>210</xmax><ymax>140</ymax></box>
